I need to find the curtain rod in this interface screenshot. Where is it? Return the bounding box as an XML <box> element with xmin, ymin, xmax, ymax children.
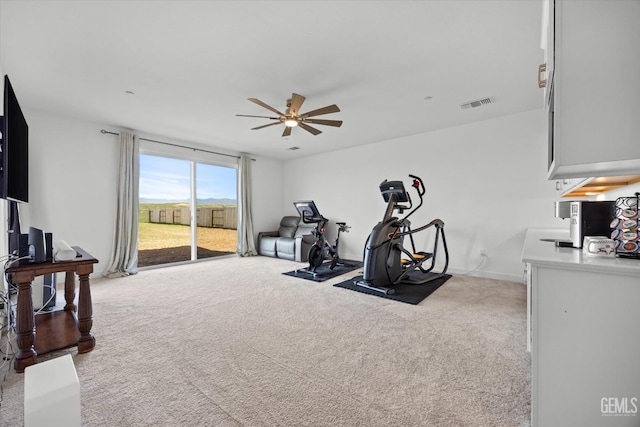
<box><xmin>100</xmin><ymin>129</ymin><xmax>255</xmax><ymax>161</ymax></box>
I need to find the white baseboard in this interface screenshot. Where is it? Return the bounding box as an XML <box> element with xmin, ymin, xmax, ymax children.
<box><xmin>446</xmin><ymin>266</ymin><xmax>524</xmax><ymax>284</ymax></box>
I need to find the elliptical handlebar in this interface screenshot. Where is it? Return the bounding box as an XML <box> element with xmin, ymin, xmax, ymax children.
<box><xmin>408</xmin><ymin>174</ymin><xmax>425</xmax><ymax>198</ymax></box>
<box><xmin>402</xmin><ymin>174</ymin><xmax>425</xmax><ymax>222</ymax></box>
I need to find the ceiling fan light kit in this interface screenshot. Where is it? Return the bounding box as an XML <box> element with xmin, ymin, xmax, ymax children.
<box><xmin>236</xmin><ymin>93</ymin><xmax>343</xmax><ymax>137</ymax></box>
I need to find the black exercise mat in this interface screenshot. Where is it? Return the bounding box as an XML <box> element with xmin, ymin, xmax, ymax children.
<box><xmin>334</xmin><ymin>274</ymin><xmax>452</xmax><ymax>305</ymax></box>
<box><xmin>283</xmin><ymin>261</ymin><xmax>363</xmax><ymax>283</ymax></box>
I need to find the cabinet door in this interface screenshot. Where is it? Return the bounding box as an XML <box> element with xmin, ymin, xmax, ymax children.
<box><xmin>532</xmin><ymin>266</ymin><xmax>640</xmax><ymax>427</ymax></box>
<box><xmin>550</xmin><ymin>0</ymin><xmax>640</xmax><ymax>179</ymax></box>
<box><xmin>540</xmin><ymin>0</ymin><xmax>554</xmax><ymax>106</ymax></box>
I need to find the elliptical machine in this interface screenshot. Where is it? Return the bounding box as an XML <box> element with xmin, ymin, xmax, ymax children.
<box><xmin>355</xmin><ymin>174</ymin><xmax>449</xmax><ymax>295</ymax></box>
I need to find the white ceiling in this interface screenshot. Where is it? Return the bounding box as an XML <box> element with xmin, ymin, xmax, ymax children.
<box><xmin>0</xmin><ymin>0</ymin><xmax>544</xmax><ymax>161</ymax></box>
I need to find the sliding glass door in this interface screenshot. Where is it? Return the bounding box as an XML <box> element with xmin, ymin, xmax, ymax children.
<box><xmin>138</xmin><ymin>154</ymin><xmax>237</xmax><ymax>268</ymax></box>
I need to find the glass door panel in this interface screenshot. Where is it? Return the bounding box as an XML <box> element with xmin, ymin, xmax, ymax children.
<box><xmin>138</xmin><ymin>155</ymin><xmax>192</xmax><ymax>267</ymax></box>
<box><xmin>195</xmin><ymin>163</ymin><xmax>237</xmax><ymax>260</ymax></box>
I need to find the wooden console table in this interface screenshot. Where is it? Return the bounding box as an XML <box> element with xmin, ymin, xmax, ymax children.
<box><xmin>6</xmin><ymin>247</ymin><xmax>98</xmax><ymax>373</ymax></box>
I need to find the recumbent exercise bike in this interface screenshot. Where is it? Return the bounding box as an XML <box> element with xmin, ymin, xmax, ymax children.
<box><xmin>354</xmin><ymin>174</ymin><xmax>449</xmax><ymax>295</ymax></box>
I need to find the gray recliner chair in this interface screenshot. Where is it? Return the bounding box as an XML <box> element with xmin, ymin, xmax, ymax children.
<box><xmin>257</xmin><ymin>216</ymin><xmax>316</xmax><ymax>262</ymax></box>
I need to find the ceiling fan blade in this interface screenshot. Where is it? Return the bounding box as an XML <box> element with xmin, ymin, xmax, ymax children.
<box><xmin>248</xmin><ymin>98</ymin><xmax>286</xmax><ymax>117</ymax></box>
<box><xmin>298</xmin><ymin>122</ymin><xmax>322</xmax><ymax>135</ymax></box>
<box><xmin>289</xmin><ymin>93</ymin><xmax>305</xmax><ymax>116</ymax></box>
<box><xmin>251</xmin><ymin>122</ymin><xmax>282</xmax><ymax>130</ymax></box>
<box><xmin>300</xmin><ymin>104</ymin><xmax>340</xmax><ymax>118</ymax></box>
<box><xmin>282</xmin><ymin>126</ymin><xmax>292</xmax><ymax>137</ymax></box>
<box><xmin>303</xmin><ymin>118</ymin><xmax>343</xmax><ymax>127</ymax></box>
<box><xmin>236</xmin><ymin>114</ymin><xmax>280</xmax><ymax>119</ymax></box>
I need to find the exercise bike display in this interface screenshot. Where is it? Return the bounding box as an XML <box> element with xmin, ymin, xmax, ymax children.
<box><xmin>355</xmin><ymin>174</ymin><xmax>449</xmax><ymax>295</ymax></box>
<box><xmin>294</xmin><ymin>201</ymin><xmax>350</xmax><ymax>273</ymax></box>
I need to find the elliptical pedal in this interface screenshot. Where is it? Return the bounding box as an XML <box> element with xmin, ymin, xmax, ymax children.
<box><xmin>415</xmin><ymin>251</ymin><xmax>432</xmax><ymax>258</ymax></box>
<box><xmin>401</xmin><ymin>251</ymin><xmax>433</xmax><ymax>265</ymax></box>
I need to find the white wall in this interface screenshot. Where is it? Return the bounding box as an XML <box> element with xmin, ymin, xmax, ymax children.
<box><xmin>23</xmin><ymin>108</ymin><xmax>119</xmax><ymax>272</ymax></box>
<box><xmin>7</xmin><ymin>100</ymin><xmax>566</xmax><ymax>281</ymax></box>
<box><xmin>282</xmin><ymin>109</ymin><xmax>564</xmax><ymax>282</ymax></box>
<box><xmin>249</xmin><ymin>156</ymin><xmax>284</xmax><ymax>238</ymax></box>
<box><xmin>22</xmin><ymin>108</ymin><xmax>284</xmax><ymax>275</ymax></box>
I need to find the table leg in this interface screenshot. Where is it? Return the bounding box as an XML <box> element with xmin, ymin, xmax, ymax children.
<box><xmin>76</xmin><ymin>272</ymin><xmax>95</xmax><ymax>353</ymax></box>
<box><xmin>64</xmin><ymin>271</ymin><xmax>77</xmax><ymax>312</ymax></box>
<box><xmin>14</xmin><ymin>277</ymin><xmax>37</xmax><ymax>373</ymax></box>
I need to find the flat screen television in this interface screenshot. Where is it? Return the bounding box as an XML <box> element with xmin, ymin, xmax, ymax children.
<box><xmin>1</xmin><ymin>74</ymin><xmax>29</xmax><ymax>203</ymax></box>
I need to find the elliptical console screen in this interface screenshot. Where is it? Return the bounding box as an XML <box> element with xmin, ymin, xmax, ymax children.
<box><xmin>380</xmin><ymin>180</ymin><xmax>409</xmax><ymax>203</ymax></box>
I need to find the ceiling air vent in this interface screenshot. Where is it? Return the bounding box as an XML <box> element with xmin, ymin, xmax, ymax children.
<box><xmin>460</xmin><ymin>97</ymin><xmax>493</xmax><ymax>109</ymax></box>
<box><xmin>287</xmin><ymin>146</ymin><xmax>300</xmax><ymax>151</ymax></box>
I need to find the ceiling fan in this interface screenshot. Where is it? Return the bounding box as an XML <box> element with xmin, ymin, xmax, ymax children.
<box><xmin>236</xmin><ymin>93</ymin><xmax>342</xmax><ymax>137</ymax></box>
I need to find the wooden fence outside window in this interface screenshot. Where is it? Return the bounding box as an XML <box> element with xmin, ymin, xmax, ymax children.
<box><xmin>147</xmin><ymin>206</ymin><xmax>237</xmax><ymax>229</ymax></box>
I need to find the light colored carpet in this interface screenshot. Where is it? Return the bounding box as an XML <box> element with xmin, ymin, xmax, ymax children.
<box><xmin>0</xmin><ymin>256</ymin><xmax>531</xmax><ymax>426</ymax></box>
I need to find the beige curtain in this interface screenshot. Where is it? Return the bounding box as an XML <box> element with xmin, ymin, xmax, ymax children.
<box><xmin>236</xmin><ymin>154</ymin><xmax>257</xmax><ymax>256</ymax></box>
<box><xmin>104</xmin><ymin>132</ymin><xmax>140</xmax><ymax>277</ymax></box>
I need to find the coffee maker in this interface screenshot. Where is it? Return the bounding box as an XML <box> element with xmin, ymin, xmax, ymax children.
<box><xmin>555</xmin><ymin>201</ymin><xmax>614</xmax><ymax>248</ymax></box>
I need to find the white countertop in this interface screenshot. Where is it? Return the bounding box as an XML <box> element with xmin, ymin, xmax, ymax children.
<box><xmin>522</xmin><ymin>228</ymin><xmax>640</xmax><ymax>275</ymax></box>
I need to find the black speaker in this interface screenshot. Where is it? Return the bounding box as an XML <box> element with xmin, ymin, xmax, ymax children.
<box><xmin>28</xmin><ymin>227</ymin><xmax>46</xmax><ymax>263</ymax></box>
<box><xmin>17</xmin><ymin>233</ymin><xmax>30</xmax><ymax>263</ymax></box>
<box><xmin>45</xmin><ymin>232</ymin><xmax>53</xmax><ymax>262</ymax></box>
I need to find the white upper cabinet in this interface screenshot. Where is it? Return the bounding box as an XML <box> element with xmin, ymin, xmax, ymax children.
<box><xmin>547</xmin><ymin>0</ymin><xmax>640</xmax><ymax>179</ymax></box>
<box><xmin>539</xmin><ymin>0</ymin><xmax>554</xmax><ymax>106</ymax></box>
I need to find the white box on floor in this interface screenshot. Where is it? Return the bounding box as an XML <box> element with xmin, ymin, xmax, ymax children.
<box><xmin>24</xmin><ymin>354</ymin><xmax>81</xmax><ymax>426</ymax></box>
